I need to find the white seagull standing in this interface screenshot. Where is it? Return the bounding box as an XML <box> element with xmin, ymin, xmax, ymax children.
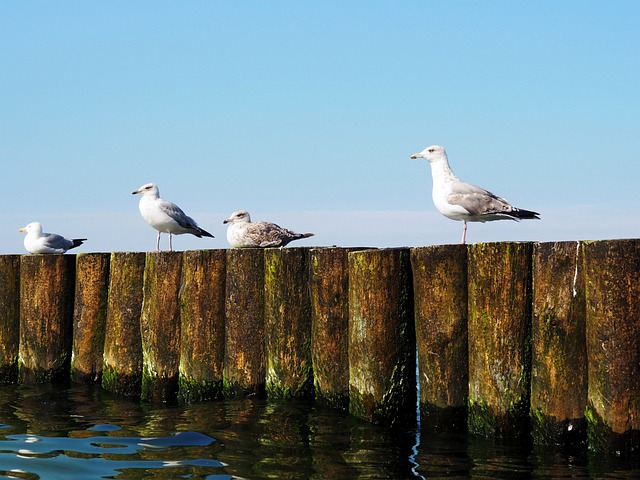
<box><xmin>19</xmin><ymin>222</ymin><xmax>86</xmax><ymax>254</ymax></box>
<box><xmin>132</xmin><ymin>182</ymin><xmax>214</xmax><ymax>251</ymax></box>
<box><xmin>410</xmin><ymin>145</ymin><xmax>540</xmax><ymax>244</ymax></box>
<box><xmin>223</xmin><ymin>210</ymin><xmax>314</xmax><ymax>248</ymax></box>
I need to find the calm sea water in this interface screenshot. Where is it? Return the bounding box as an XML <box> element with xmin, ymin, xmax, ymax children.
<box><xmin>0</xmin><ymin>383</ymin><xmax>637</xmax><ymax>479</ymax></box>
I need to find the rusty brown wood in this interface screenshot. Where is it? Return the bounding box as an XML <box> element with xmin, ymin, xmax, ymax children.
<box><xmin>531</xmin><ymin>241</ymin><xmax>587</xmax><ymax>446</ymax></box>
<box><xmin>309</xmin><ymin>247</ymin><xmax>359</xmax><ymax>410</ymax></box>
<box><xmin>467</xmin><ymin>242</ymin><xmax>533</xmax><ymax>438</ymax></box>
<box><xmin>224</xmin><ymin>248</ymin><xmax>266</xmax><ymax>397</ymax></box>
<box><xmin>0</xmin><ymin>255</ymin><xmax>20</xmax><ymax>383</ymax></box>
<box><xmin>348</xmin><ymin>248</ymin><xmax>416</xmax><ymax>427</ymax></box>
<box><xmin>140</xmin><ymin>251</ymin><xmax>183</xmax><ymax>403</ymax></box>
<box><xmin>102</xmin><ymin>252</ymin><xmax>145</xmax><ymax>397</ymax></box>
<box><xmin>179</xmin><ymin>249</ymin><xmax>226</xmax><ymax>402</ymax></box>
<box><xmin>71</xmin><ymin>253</ymin><xmax>110</xmax><ymax>383</ymax></box>
<box><xmin>19</xmin><ymin>254</ymin><xmax>76</xmax><ymax>383</ymax></box>
<box><xmin>583</xmin><ymin>239</ymin><xmax>640</xmax><ymax>454</ymax></box>
<box><xmin>264</xmin><ymin>247</ymin><xmax>313</xmax><ymax>399</ymax></box>
<box><xmin>411</xmin><ymin>245</ymin><xmax>468</xmax><ymax>431</ymax></box>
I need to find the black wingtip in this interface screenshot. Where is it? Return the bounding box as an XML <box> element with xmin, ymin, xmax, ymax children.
<box><xmin>70</xmin><ymin>239</ymin><xmax>87</xmax><ymax>249</ymax></box>
<box><xmin>512</xmin><ymin>209</ymin><xmax>540</xmax><ymax>220</ymax></box>
<box><xmin>197</xmin><ymin>228</ymin><xmax>215</xmax><ymax>238</ymax></box>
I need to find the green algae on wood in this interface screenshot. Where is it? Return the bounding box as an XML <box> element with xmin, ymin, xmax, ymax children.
<box><xmin>0</xmin><ymin>255</ymin><xmax>20</xmax><ymax>384</ymax></box>
<box><xmin>102</xmin><ymin>252</ymin><xmax>145</xmax><ymax>397</ymax></box>
<box><xmin>224</xmin><ymin>248</ymin><xmax>266</xmax><ymax>397</ymax></box>
<box><xmin>348</xmin><ymin>248</ymin><xmax>416</xmax><ymax>427</ymax></box>
<box><xmin>71</xmin><ymin>253</ymin><xmax>110</xmax><ymax>384</ymax></box>
<box><xmin>411</xmin><ymin>245</ymin><xmax>468</xmax><ymax>431</ymax></box>
<box><xmin>179</xmin><ymin>249</ymin><xmax>226</xmax><ymax>403</ymax></box>
<box><xmin>140</xmin><ymin>251</ymin><xmax>183</xmax><ymax>403</ymax></box>
<box><xmin>531</xmin><ymin>242</ymin><xmax>587</xmax><ymax>447</ymax></box>
<box><xmin>467</xmin><ymin>242</ymin><xmax>533</xmax><ymax>437</ymax></box>
<box><xmin>19</xmin><ymin>254</ymin><xmax>76</xmax><ymax>383</ymax></box>
<box><xmin>264</xmin><ymin>248</ymin><xmax>313</xmax><ymax>399</ymax></box>
<box><xmin>583</xmin><ymin>239</ymin><xmax>640</xmax><ymax>455</ymax></box>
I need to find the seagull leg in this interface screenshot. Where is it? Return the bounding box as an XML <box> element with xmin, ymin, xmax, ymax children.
<box><xmin>460</xmin><ymin>221</ymin><xmax>467</xmax><ymax>245</ymax></box>
<box><xmin>169</xmin><ymin>233</ymin><xmax>173</xmax><ymax>252</ymax></box>
<box><xmin>156</xmin><ymin>232</ymin><xmax>161</xmax><ymax>252</ymax></box>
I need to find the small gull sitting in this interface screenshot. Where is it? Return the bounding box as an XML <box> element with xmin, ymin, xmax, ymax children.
<box><xmin>223</xmin><ymin>210</ymin><xmax>314</xmax><ymax>248</ymax></box>
<box><xmin>410</xmin><ymin>145</ymin><xmax>540</xmax><ymax>244</ymax></box>
<box><xmin>132</xmin><ymin>182</ymin><xmax>214</xmax><ymax>251</ymax></box>
<box><xmin>19</xmin><ymin>222</ymin><xmax>86</xmax><ymax>254</ymax></box>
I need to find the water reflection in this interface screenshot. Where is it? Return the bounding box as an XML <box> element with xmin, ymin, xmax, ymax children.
<box><xmin>0</xmin><ymin>384</ymin><xmax>638</xmax><ymax>479</ymax></box>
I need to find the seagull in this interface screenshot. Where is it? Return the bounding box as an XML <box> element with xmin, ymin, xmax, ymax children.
<box><xmin>132</xmin><ymin>182</ymin><xmax>214</xmax><ymax>251</ymax></box>
<box><xmin>19</xmin><ymin>222</ymin><xmax>86</xmax><ymax>254</ymax></box>
<box><xmin>223</xmin><ymin>210</ymin><xmax>314</xmax><ymax>248</ymax></box>
<box><xmin>410</xmin><ymin>145</ymin><xmax>540</xmax><ymax>244</ymax></box>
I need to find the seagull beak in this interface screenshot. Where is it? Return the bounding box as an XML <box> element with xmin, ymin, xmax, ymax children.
<box><xmin>18</xmin><ymin>228</ymin><xmax>25</xmax><ymax>232</ymax></box>
<box><xmin>132</xmin><ymin>189</ymin><xmax>140</xmax><ymax>195</ymax></box>
<box><xmin>410</xmin><ymin>153</ymin><xmax>421</xmax><ymax>159</ymax></box>
<box><xmin>223</xmin><ymin>219</ymin><xmax>230</xmax><ymax>224</ymax></box>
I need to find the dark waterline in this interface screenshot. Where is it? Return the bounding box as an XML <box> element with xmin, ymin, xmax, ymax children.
<box><xmin>0</xmin><ymin>383</ymin><xmax>638</xmax><ymax>479</ymax></box>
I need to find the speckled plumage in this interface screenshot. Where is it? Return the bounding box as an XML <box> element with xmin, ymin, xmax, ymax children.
<box><xmin>223</xmin><ymin>210</ymin><xmax>314</xmax><ymax>248</ymax></box>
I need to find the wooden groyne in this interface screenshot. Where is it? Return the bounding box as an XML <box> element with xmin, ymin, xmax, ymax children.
<box><xmin>0</xmin><ymin>241</ymin><xmax>639</xmax><ymax>455</ymax></box>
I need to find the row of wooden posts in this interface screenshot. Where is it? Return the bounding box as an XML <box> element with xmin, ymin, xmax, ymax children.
<box><xmin>0</xmin><ymin>240</ymin><xmax>638</xmax><ymax>455</ymax></box>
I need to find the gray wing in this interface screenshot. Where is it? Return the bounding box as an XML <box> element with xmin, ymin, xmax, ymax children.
<box><xmin>43</xmin><ymin>233</ymin><xmax>74</xmax><ymax>252</ymax></box>
<box><xmin>448</xmin><ymin>180</ymin><xmax>515</xmax><ymax>216</ymax></box>
<box><xmin>158</xmin><ymin>199</ymin><xmax>200</xmax><ymax>229</ymax></box>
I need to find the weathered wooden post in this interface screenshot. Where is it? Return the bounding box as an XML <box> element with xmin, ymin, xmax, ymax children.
<box><xmin>224</xmin><ymin>248</ymin><xmax>266</xmax><ymax>397</ymax></box>
<box><xmin>0</xmin><ymin>255</ymin><xmax>20</xmax><ymax>383</ymax></box>
<box><xmin>179</xmin><ymin>250</ymin><xmax>226</xmax><ymax>402</ymax></box>
<box><xmin>583</xmin><ymin>239</ymin><xmax>640</xmax><ymax>455</ymax></box>
<box><xmin>264</xmin><ymin>247</ymin><xmax>313</xmax><ymax>399</ymax></box>
<box><xmin>140</xmin><ymin>251</ymin><xmax>183</xmax><ymax>403</ymax></box>
<box><xmin>102</xmin><ymin>252</ymin><xmax>145</xmax><ymax>397</ymax></box>
<box><xmin>467</xmin><ymin>242</ymin><xmax>533</xmax><ymax>437</ymax></box>
<box><xmin>71</xmin><ymin>253</ymin><xmax>110</xmax><ymax>383</ymax></box>
<box><xmin>348</xmin><ymin>248</ymin><xmax>416</xmax><ymax>426</ymax></box>
<box><xmin>411</xmin><ymin>245</ymin><xmax>468</xmax><ymax>431</ymax></box>
<box><xmin>19</xmin><ymin>254</ymin><xmax>76</xmax><ymax>383</ymax></box>
<box><xmin>309</xmin><ymin>247</ymin><xmax>358</xmax><ymax>410</ymax></box>
<box><xmin>531</xmin><ymin>242</ymin><xmax>587</xmax><ymax>446</ymax></box>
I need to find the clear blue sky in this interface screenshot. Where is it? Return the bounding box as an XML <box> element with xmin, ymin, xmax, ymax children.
<box><xmin>2</xmin><ymin>1</ymin><xmax>639</xmax><ymax>253</ymax></box>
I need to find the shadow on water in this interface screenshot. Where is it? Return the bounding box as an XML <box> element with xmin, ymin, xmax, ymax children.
<box><xmin>0</xmin><ymin>384</ymin><xmax>638</xmax><ymax>479</ymax></box>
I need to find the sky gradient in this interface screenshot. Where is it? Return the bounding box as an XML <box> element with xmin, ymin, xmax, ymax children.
<box><xmin>2</xmin><ymin>1</ymin><xmax>639</xmax><ymax>253</ymax></box>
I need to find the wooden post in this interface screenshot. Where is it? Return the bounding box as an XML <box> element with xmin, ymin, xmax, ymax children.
<box><xmin>102</xmin><ymin>252</ymin><xmax>145</xmax><ymax>397</ymax></box>
<box><xmin>71</xmin><ymin>253</ymin><xmax>110</xmax><ymax>384</ymax></box>
<box><xmin>309</xmin><ymin>247</ymin><xmax>359</xmax><ymax>410</ymax></box>
<box><xmin>583</xmin><ymin>239</ymin><xmax>640</xmax><ymax>455</ymax></box>
<box><xmin>264</xmin><ymin>248</ymin><xmax>313</xmax><ymax>399</ymax></box>
<box><xmin>467</xmin><ymin>242</ymin><xmax>533</xmax><ymax>437</ymax></box>
<box><xmin>224</xmin><ymin>248</ymin><xmax>266</xmax><ymax>397</ymax></box>
<box><xmin>0</xmin><ymin>255</ymin><xmax>20</xmax><ymax>384</ymax></box>
<box><xmin>140</xmin><ymin>251</ymin><xmax>183</xmax><ymax>403</ymax></box>
<box><xmin>179</xmin><ymin>250</ymin><xmax>226</xmax><ymax>402</ymax></box>
<box><xmin>348</xmin><ymin>248</ymin><xmax>416</xmax><ymax>426</ymax></box>
<box><xmin>411</xmin><ymin>245</ymin><xmax>468</xmax><ymax>431</ymax></box>
<box><xmin>531</xmin><ymin>242</ymin><xmax>587</xmax><ymax>446</ymax></box>
<box><xmin>19</xmin><ymin>255</ymin><xmax>76</xmax><ymax>383</ymax></box>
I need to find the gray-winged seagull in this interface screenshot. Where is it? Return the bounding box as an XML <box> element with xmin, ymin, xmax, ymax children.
<box><xmin>410</xmin><ymin>145</ymin><xmax>540</xmax><ymax>244</ymax></box>
<box><xmin>19</xmin><ymin>222</ymin><xmax>86</xmax><ymax>254</ymax></box>
<box><xmin>132</xmin><ymin>182</ymin><xmax>214</xmax><ymax>251</ymax></box>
